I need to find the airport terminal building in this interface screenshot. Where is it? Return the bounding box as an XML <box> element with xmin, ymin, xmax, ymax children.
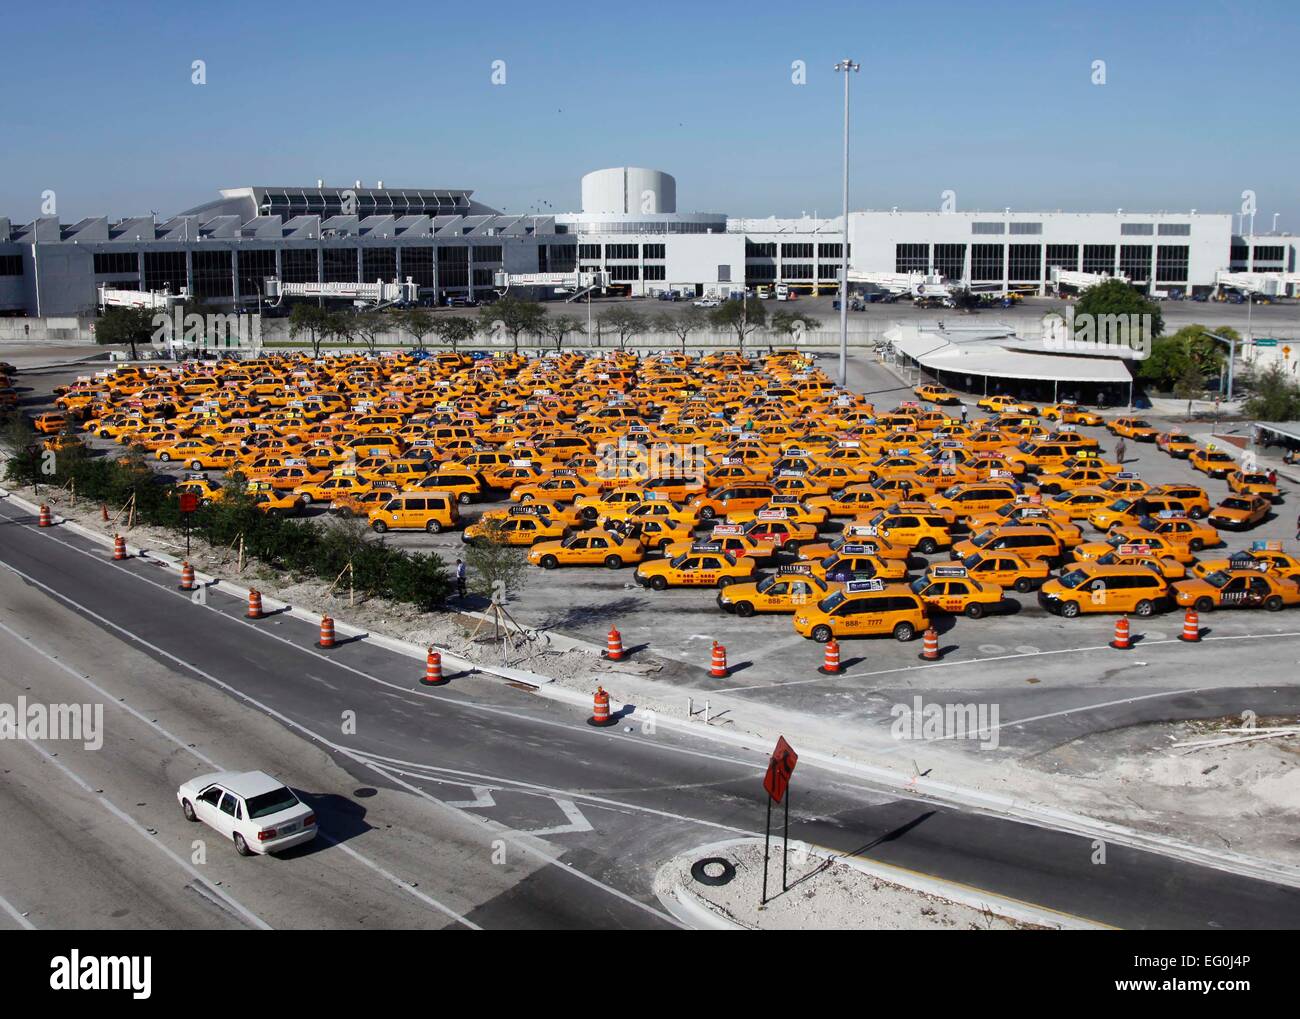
<box><xmin>0</xmin><ymin>166</ymin><xmax>1292</xmax><ymax>317</ymax></box>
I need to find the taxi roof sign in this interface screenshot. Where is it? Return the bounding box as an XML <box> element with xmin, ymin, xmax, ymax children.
<box><xmin>1251</xmin><ymin>540</ymin><xmax>1284</xmax><ymax>552</ymax></box>
<box><xmin>931</xmin><ymin>565</ymin><xmax>968</xmax><ymax>578</ymax></box>
<box><xmin>845</xmin><ymin>579</ymin><xmax>885</xmax><ymax>593</ymax></box>
<box><xmin>777</xmin><ymin>563</ymin><xmax>813</xmax><ymax>575</ymax></box>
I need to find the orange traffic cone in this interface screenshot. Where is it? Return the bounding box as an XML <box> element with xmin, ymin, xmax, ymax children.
<box><xmin>178</xmin><ymin>561</ymin><xmax>196</xmax><ymax>591</ymax></box>
<box><xmin>422</xmin><ymin>649</ymin><xmax>449</xmax><ymax>686</ymax></box>
<box><xmin>818</xmin><ymin>638</ymin><xmax>843</xmax><ymax>675</ymax></box>
<box><xmin>1110</xmin><ymin>616</ymin><xmax>1131</xmax><ymax>650</ymax></box>
<box><xmin>246</xmin><ymin>588</ymin><xmax>263</xmax><ymax>619</ymax></box>
<box><xmin>37</xmin><ymin>504</ymin><xmax>52</xmax><ymax>527</ymax></box>
<box><xmin>317</xmin><ymin>614</ymin><xmax>336</xmax><ymax>649</ymax></box>
<box><xmin>709</xmin><ymin>641</ymin><xmax>729</xmax><ymax>678</ymax></box>
<box><xmin>919</xmin><ymin>628</ymin><xmax>940</xmax><ymax>661</ymax></box>
<box><xmin>588</xmin><ymin>685</ymin><xmax>617</xmax><ymax>727</ymax></box>
<box><xmin>112</xmin><ymin>534</ymin><xmax>128</xmax><ymax>561</ymax></box>
<box><xmin>605</xmin><ymin>625</ymin><xmax>626</xmax><ymax>661</ymax></box>
<box><xmin>1178</xmin><ymin>607</ymin><xmax>1201</xmax><ymax>643</ymax></box>
<box><xmin>100</xmin><ymin>503</ymin><xmax>109</xmax><ymax>522</ymax></box>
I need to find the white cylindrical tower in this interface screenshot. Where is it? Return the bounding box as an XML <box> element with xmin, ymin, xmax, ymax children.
<box><xmin>580</xmin><ymin>167</ymin><xmax>677</xmax><ymax>215</ymax></box>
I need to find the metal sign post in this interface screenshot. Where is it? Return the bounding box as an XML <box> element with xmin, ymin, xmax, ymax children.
<box><xmin>760</xmin><ymin>735</ymin><xmax>799</xmax><ymax>905</ymax></box>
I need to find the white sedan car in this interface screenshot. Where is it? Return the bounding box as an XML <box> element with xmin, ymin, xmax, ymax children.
<box><xmin>693</xmin><ymin>298</ymin><xmax>720</xmax><ymax>308</ymax></box>
<box><xmin>177</xmin><ymin>770</ymin><xmax>317</xmax><ymax>857</ymax></box>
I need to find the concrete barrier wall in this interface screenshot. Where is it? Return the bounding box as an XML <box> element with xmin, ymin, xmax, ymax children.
<box><xmin>0</xmin><ymin>316</ymin><xmax>96</xmax><ymax>343</ymax></box>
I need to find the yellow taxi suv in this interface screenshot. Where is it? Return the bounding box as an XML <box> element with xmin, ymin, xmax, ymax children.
<box><xmin>862</xmin><ymin>510</ymin><xmax>952</xmax><ymax>555</ymax></box>
<box><xmin>715</xmin><ymin>565</ymin><xmax>834</xmax><ymax>617</ymax></box>
<box><xmin>529</xmin><ymin>531</ymin><xmax>645</xmax><ymax>570</ymax></box>
<box><xmin>367</xmin><ymin>491</ymin><xmax>460</xmax><ymax>534</ymax></box>
<box><xmin>633</xmin><ymin>546</ymin><xmax>756</xmax><ymax>590</ymax></box>
<box><xmin>909</xmin><ymin>565</ymin><xmax>1005</xmax><ymax>619</ymax></box>
<box><xmin>914</xmin><ymin>383</ymin><xmax>961</xmax><ymax>405</ymax></box>
<box><xmin>1038</xmin><ymin>562</ymin><xmax>1170</xmax><ymax>618</ymax></box>
<box><xmin>1172</xmin><ymin>566</ymin><xmax>1300</xmax><ymax>614</ymax></box>
<box><xmin>950</xmin><ymin>525</ymin><xmax>1063</xmax><ymax>565</ymax></box>
<box><xmin>792</xmin><ymin>580</ymin><xmax>929</xmax><ymax>643</ymax></box>
<box><xmin>810</xmin><ymin>549</ymin><xmax>909</xmax><ymax>583</ymax></box>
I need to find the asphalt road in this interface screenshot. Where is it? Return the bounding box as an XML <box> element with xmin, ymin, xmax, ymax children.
<box><xmin>0</xmin><ymin>494</ymin><xmax>1298</xmax><ymax>929</ymax></box>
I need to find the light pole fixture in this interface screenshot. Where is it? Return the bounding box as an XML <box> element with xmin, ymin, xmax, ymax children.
<box><xmin>834</xmin><ymin>58</ymin><xmax>859</xmax><ymax>387</ymax></box>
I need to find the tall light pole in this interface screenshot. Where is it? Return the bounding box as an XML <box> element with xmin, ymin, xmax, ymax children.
<box><xmin>834</xmin><ymin>58</ymin><xmax>859</xmax><ymax>387</ymax></box>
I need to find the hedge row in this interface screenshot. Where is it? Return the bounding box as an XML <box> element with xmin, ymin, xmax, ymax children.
<box><xmin>6</xmin><ymin>445</ymin><xmax>452</xmax><ymax>610</ymax></box>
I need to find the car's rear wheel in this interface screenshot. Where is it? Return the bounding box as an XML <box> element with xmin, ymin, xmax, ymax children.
<box><xmin>605</xmin><ymin>555</ymin><xmax>621</xmax><ymax>569</ymax></box>
<box><xmin>540</xmin><ymin>554</ymin><xmax>558</xmax><ymax>570</ymax></box>
<box><xmin>651</xmin><ymin>575</ymin><xmax>668</xmax><ymax>591</ymax></box>
<box><xmin>371</xmin><ymin>520</ymin><xmax>388</xmax><ymax>533</ymax></box>
<box><xmin>181</xmin><ymin>799</ymin><xmax>197</xmax><ymax>822</ymax></box>
<box><xmin>1195</xmin><ymin>596</ymin><xmax>1214</xmax><ymax>614</ymax></box>
<box><xmin>582</xmin><ymin>507</ymin><xmax>597</xmax><ymax>520</ymax></box>
<box><xmin>1060</xmin><ymin>600</ymin><xmax>1081</xmax><ymax>618</ymax></box>
<box><xmin>811</xmin><ymin>624</ymin><xmax>833</xmax><ymax>644</ymax></box>
<box><xmin>459</xmin><ymin>493</ymin><xmax>472</xmax><ymax>505</ymax></box>
<box><xmin>717</xmin><ymin>575</ymin><xmax>735</xmax><ymax>588</ymax></box>
<box><xmin>1134</xmin><ymin>599</ymin><xmax>1154</xmax><ymax>617</ymax></box>
<box><xmin>1189</xmin><ymin>538</ymin><xmax>1205</xmax><ymax>552</ymax></box>
<box><xmin>158</xmin><ymin>452</ymin><xmax>171</xmax><ymax>461</ymax></box>
<box><xmin>734</xmin><ymin>601</ymin><xmax>755</xmax><ymax>617</ymax></box>
<box><xmin>190</xmin><ymin>460</ymin><xmax>203</xmax><ymax>470</ymax></box>
<box><xmin>918</xmin><ymin>538</ymin><xmax>938</xmax><ymax>555</ymax></box>
<box><xmin>1265</xmin><ymin>594</ymin><xmax>1284</xmax><ymax>612</ymax></box>
<box><xmin>233</xmin><ymin>833</ymin><xmax>252</xmax><ymax>857</ymax></box>
<box><xmin>1190</xmin><ymin>507</ymin><xmax>1206</xmax><ymax>519</ymax></box>
<box><xmin>299</xmin><ymin>492</ymin><xmax>313</xmax><ymax>504</ymax></box>
<box><xmin>893</xmin><ymin>621</ymin><xmax>916</xmax><ymax>642</ymax></box>
<box><xmin>965</xmin><ymin>603</ymin><xmax>985</xmax><ymax>619</ymax></box>
<box><xmin>699</xmin><ymin>506</ymin><xmax>715</xmax><ymax>520</ymax></box>
<box><xmin>426</xmin><ymin>520</ymin><xmax>442</xmax><ymax>534</ymax></box>
<box><xmin>1014</xmin><ymin>577</ymin><xmax>1034</xmax><ymax>593</ymax></box>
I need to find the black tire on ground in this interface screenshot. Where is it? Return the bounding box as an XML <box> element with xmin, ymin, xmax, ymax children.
<box><xmin>1189</xmin><ymin>538</ymin><xmax>1204</xmax><ymax>552</ymax></box>
<box><xmin>1014</xmin><ymin>577</ymin><xmax>1035</xmax><ymax>593</ymax></box>
<box><xmin>371</xmin><ymin>520</ymin><xmax>388</xmax><ymax>533</ymax></box>
<box><xmin>300</xmin><ymin>493</ymin><xmax>313</xmax><ymax>504</ymax></box>
<box><xmin>190</xmin><ymin>460</ymin><xmax>203</xmax><ymax>470</ymax></box>
<box><xmin>605</xmin><ymin>555</ymin><xmax>621</xmax><ymax>569</ymax></box>
<box><xmin>700</xmin><ymin>506</ymin><xmax>716</xmax><ymax>520</ymax></box>
<box><xmin>540</xmin><ymin>554</ymin><xmax>558</xmax><ymax>570</ymax></box>
<box><xmin>1265</xmin><ymin>594</ymin><xmax>1284</xmax><ymax>612</ymax></box>
<box><xmin>965</xmin><ymin>602</ymin><xmax>985</xmax><ymax>619</ymax></box>
<box><xmin>811</xmin><ymin>624</ymin><xmax>833</xmax><ymax>644</ymax></box>
<box><xmin>158</xmin><ymin>452</ymin><xmax>170</xmax><ymax>461</ymax></box>
<box><xmin>1135</xmin><ymin>599</ymin><xmax>1154</xmax><ymax>617</ymax></box>
<box><xmin>182</xmin><ymin>799</ymin><xmax>196</xmax><ymax>822</ymax></box>
<box><xmin>734</xmin><ymin>601</ymin><xmax>755</xmax><ymax>617</ymax></box>
<box><xmin>459</xmin><ymin>493</ymin><xmax>472</xmax><ymax>504</ymax></box>
<box><xmin>1061</xmin><ymin>600</ymin><xmax>1081</xmax><ymax>618</ymax></box>
<box><xmin>717</xmin><ymin>575</ymin><xmax>736</xmax><ymax>588</ymax></box>
<box><xmin>918</xmin><ymin>538</ymin><xmax>938</xmax><ymax>555</ymax></box>
<box><xmin>1195</xmin><ymin>596</ymin><xmax>1214</xmax><ymax>614</ymax></box>
<box><xmin>893</xmin><ymin>621</ymin><xmax>916</xmax><ymax>641</ymax></box>
<box><xmin>426</xmin><ymin>519</ymin><xmax>442</xmax><ymax>534</ymax></box>
<box><xmin>234</xmin><ymin>833</ymin><xmax>252</xmax><ymax>857</ymax></box>
<box><xmin>651</xmin><ymin>575</ymin><xmax>668</xmax><ymax>591</ymax></box>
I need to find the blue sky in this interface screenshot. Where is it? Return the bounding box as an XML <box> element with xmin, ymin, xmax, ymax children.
<box><xmin>1</xmin><ymin>0</ymin><xmax>1296</xmax><ymax>229</ymax></box>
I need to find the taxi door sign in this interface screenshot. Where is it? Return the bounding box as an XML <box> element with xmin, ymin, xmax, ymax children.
<box><xmin>510</xmin><ymin>504</ymin><xmax>546</xmax><ymax>516</ymax></box>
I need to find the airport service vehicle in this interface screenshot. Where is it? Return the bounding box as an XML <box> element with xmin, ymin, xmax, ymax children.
<box><xmin>177</xmin><ymin>771</ymin><xmax>317</xmax><ymax>857</ymax></box>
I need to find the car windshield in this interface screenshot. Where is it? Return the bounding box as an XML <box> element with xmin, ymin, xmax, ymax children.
<box><xmin>960</xmin><ymin>553</ymin><xmax>983</xmax><ymax>570</ymax></box>
<box><xmin>909</xmin><ymin>576</ymin><xmax>929</xmax><ymax>594</ymax></box>
<box><xmin>992</xmin><ymin>502</ymin><xmax>1015</xmax><ymax>516</ymax></box>
<box><xmin>756</xmin><ymin>575</ymin><xmax>778</xmax><ymax>593</ymax></box>
<box><xmin>1016</xmin><ymin>441</ymin><xmax>1034</xmax><ymax>453</ymax></box>
<box><xmin>245</xmin><ymin>786</ymin><xmax>300</xmax><ymax>819</ymax></box>
<box><xmin>1096</xmin><ymin>552</ymin><xmax>1117</xmax><ymax>565</ymax></box>
<box><xmin>1243</xmin><ymin>474</ymin><xmax>1269</xmax><ymax>484</ymax></box>
<box><xmin>1221</xmin><ymin>498</ymin><xmax>1252</xmax><ymax>509</ymax></box>
<box><xmin>971</xmin><ymin>530</ymin><xmax>994</xmax><ymax>547</ymax></box>
<box><xmin>1202</xmin><ymin>570</ymin><xmax>1231</xmax><ymax>588</ymax></box>
<box><xmin>1110</xmin><ymin>499</ymin><xmax>1132</xmax><ymax>511</ymax></box>
<box><xmin>669</xmin><ymin>553</ymin><xmax>690</xmax><ymax>568</ymax></box>
<box><xmin>1057</xmin><ymin>568</ymin><xmax>1089</xmax><ymax>590</ymax></box>
<box><xmin>818</xmin><ymin>591</ymin><xmax>846</xmax><ymax>613</ymax></box>
<box><xmin>941</xmin><ymin>485</ymin><xmax>962</xmax><ymax>498</ymax></box>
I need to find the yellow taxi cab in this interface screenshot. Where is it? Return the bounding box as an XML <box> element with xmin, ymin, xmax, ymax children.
<box><xmin>633</xmin><ymin>545</ymin><xmax>756</xmax><ymax>590</ymax></box>
<box><xmin>807</xmin><ymin>485</ymin><xmax>894</xmax><ymax>518</ymax></box>
<box><xmin>964</xmin><ymin>504</ymin><xmax>1083</xmax><ymax>547</ymax></box>
<box><xmin>176</xmin><ymin>444</ymin><xmax>240</xmax><ymax>471</ymax></box>
<box><xmin>688</xmin><ymin>483</ymin><xmax>777</xmax><ymax>522</ymax></box>
<box><xmin>462</xmin><ymin>508</ymin><xmax>568</xmax><ymax>546</ymax></box>
<box><xmin>1226</xmin><ymin>470</ymin><xmax>1280</xmax><ymax>501</ymax></box>
<box><xmin>977</xmin><ymin>395</ymin><xmax>1037</xmax><ymax>415</ymax></box>
<box><xmin>1172</xmin><ymin>566</ymin><xmax>1300</xmax><ymax>613</ymax></box>
<box><xmin>1039</xmin><ymin>562</ymin><xmax>1170</xmax><ymax>617</ymax></box>
<box><xmin>725</xmin><ymin>496</ymin><xmax>828</xmax><ymax>528</ymax></box>
<box><xmin>1108</xmin><ymin>417</ymin><xmax>1158</xmax><ymax>442</ymax></box>
<box><xmin>367</xmin><ymin>490</ymin><xmax>460</xmax><ymax>534</ymax></box>
<box><xmin>1041</xmin><ymin>402</ymin><xmax>1102</xmax><ymax>426</ymax></box>
<box><xmin>715</xmin><ymin>565</ymin><xmax>835</xmax><ymax>617</ymax></box>
<box><xmin>914</xmin><ymin>383</ymin><xmax>961</xmax><ymax>405</ymax></box>
<box><xmin>1092</xmin><ymin>542</ymin><xmax>1188</xmax><ymax>580</ymax></box>
<box><xmin>1156</xmin><ymin>431</ymin><xmax>1199</xmax><ymax>458</ymax></box>
<box><xmin>511</xmin><ymin>471</ymin><xmax>600</xmax><ymax>504</ymax></box>
<box><xmin>267</xmin><ymin>463</ymin><xmax>330</xmax><ymax>492</ymax></box>
<box><xmin>929</xmin><ymin>482</ymin><xmax>1021</xmax><ymax>518</ymax></box>
<box><xmin>795</xmin><ymin>523</ymin><xmax>911</xmax><ymax>564</ymax></box>
<box><xmin>1147</xmin><ymin>484</ymin><xmax>1212</xmax><ymax>519</ymax></box>
<box><xmin>662</xmin><ymin>526</ymin><xmax>777</xmax><ymax>564</ymax></box>
<box><xmin>575</xmin><ymin>487</ymin><xmax>644</xmax><ymax>521</ymax></box>
<box><xmin>1194</xmin><ymin>543</ymin><xmax>1300</xmax><ymax>583</ymax></box>
<box><xmin>1036</xmin><ymin>466</ymin><xmax>1112</xmax><ymax>494</ymax></box>
<box><xmin>173</xmin><ymin>475</ymin><xmax>226</xmax><ymax>505</ymax></box>
<box><xmin>528</xmin><ymin>531</ymin><xmax>645</xmax><ymax>570</ymax></box>
<box><xmin>251</xmin><ymin>490</ymin><xmax>306</xmax><ymax>517</ymax></box>
<box><xmin>619</xmin><ymin>516</ymin><xmax>697</xmax><ymax>551</ymax></box>
<box><xmin>792</xmin><ymin>580</ymin><xmax>929</xmax><ymax>643</ymax></box>
<box><xmin>1072</xmin><ymin>528</ymin><xmax>1195</xmax><ymax>565</ymax></box>
<box><xmin>32</xmin><ymin>412</ymin><xmax>69</xmax><ymax>435</ymax></box>
<box><xmin>154</xmin><ymin>437</ymin><xmax>216</xmax><ymax>464</ymax></box>
<box><xmin>909</xmin><ymin>565</ymin><xmax>1005</xmax><ymax>619</ymax></box>
<box><xmin>1207</xmin><ymin>493</ymin><xmax>1271</xmax><ymax>531</ymax></box>
<box><xmin>952</xmin><ymin>550</ymin><xmax>1051</xmax><ymax>593</ymax></box>
<box><xmin>809</xmin><ymin>548</ymin><xmax>909</xmax><ymax>582</ymax></box>
<box><xmin>488</xmin><ymin>498</ymin><xmax>585</xmax><ymax>530</ymax></box>
<box><xmin>950</xmin><ymin>525</ymin><xmax>1063</xmax><ymax>564</ymax></box>
<box><xmin>1133</xmin><ymin>512</ymin><xmax>1220</xmax><ymax>552</ymax></box>
<box><xmin>1044</xmin><ymin>488</ymin><xmax>1114</xmax><ymax>520</ymax></box>
<box><xmin>859</xmin><ymin>509</ymin><xmax>952</xmax><ymax>555</ymax></box>
<box><xmin>1189</xmin><ymin>447</ymin><xmax>1238</xmax><ymax>479</ymax></box>
<box><xmin>1086</xmin><ymin>493</ymin><xmax>1197</xmax><ymax>533</ymax></box>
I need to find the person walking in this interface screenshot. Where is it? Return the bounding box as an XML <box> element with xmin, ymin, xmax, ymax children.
<box><xmin>1268</xmin><ymin>468</ymin><xmax>1278</xmax><ymax>486</ymax></box>
<box><xmin>1114</xmin><ymin>437</ymin><xmax>1127</xmax><ymax>465</ymax></box>
<box><xmin>454</xmin><ymin>558</ymin><xmax>467</xmax><ymax>600</ymax></box>
<box><xmin>959</xmin><ymin>404</ymin><xmax>968</xmax><ymax>424</ymax></box>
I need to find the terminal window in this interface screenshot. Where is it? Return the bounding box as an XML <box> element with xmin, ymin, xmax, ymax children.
<box><xmin>1009</xmin><ymin>222</ymin><xmax>1042</xmax><ymax>235</ymax></box>
<box><xmin>437</xmin><ymin>246</ymin><xmax>468</xmax><ymax>289</ymax></box>
<box><xmin>472</xmin><ymin>245</ymin><xmax>503</xmax><ymax>263</ymax></box>
<box><xmin>643</xmin><ymin>265</ymin><xmax>666</xmax><ymax>281</ymax></box>
<box><xmin>548</xmin><ymin>244</ymin><xmax>577</xmax><ymax>271</ymax></box>
<box><xmin>783</xmin><ymin>263</ymin><xmax>814</xmax><ymax>279</ymax></box>
<box><xmin>578</xmin><ymin>244</ymin><xmax>601</xmax><ymax>260</ymax></box>
<box><xmin>781</xmin><ymin>243</ymin><xmax>814</xmax><ymax>259</ymax></box>
<box><xmin>282</xmin><ymin>249</ymin><xmax>319</xmax><ymax>284</ymax></box>
<box><xmin>1230</xmin><ymin>245</ymin><xmax>1249</xmax><ymax>263</ymax></box>
<box><xmin>192</xmin><ymin>250</ymin><xmax>234</xmax><ymax>299</ymax></box>
<box><xmin>933</xmin><ymin>244</ymin><xmax>965</xmax><ymax>280</ymax></box>
<box><xmin>609</xmin><ymin>265</ymin><xmax>639</xmax><ymax>280</ymax></box>
<box><xmin>1120</xmin><ymin>223</ymin><xmax>1154</xmax><ymax>236</ymax></box>
<box><xmin>401</xmin><ymin>247</ymin><xmax>434</xmax><ymax>288</ymax></box>
<box><xmin>142</xmin><ymin>251</ymin><xmax>186</xmax><ymax>293</ymax></box>
<box><xmin>970</xmin><ymin>244</ymin><xmax>1003</xmax><ymax>281</ymax></box>
<box><xmin>643</xmin><ymin>244</ymin><xmax>665</xmax><ymax>260</ymax></box>
<box><xmin>1046</xmin><ymin>244</ymin><xmax>1079</xmax><ymax>271</ymax></box>
<box><xmin>362</xmin><ymin>248</ymin><xmax>397</xmax><ymax>282</ymax></box>
<box><xmin>472</xmin><ymin>268</ymin><xmax>495</xmax><ymax>287</ymax></box>
<box><xmin>746</xmin><ymin>241</ymin><xmax>776</xmax><ymax>258</ymax></box>
<box><xmin>1081</xmin><ymin>244</ymin><xmax>1115</xmax><ymax>274</ymax></box>
<box><xmin>323</xmin><ymin>248</ymin><xmax>359</xmax><ymax>283</ymax></box>
<box><xmin>605</xmin><ymin>244</ymin><xmax>639</xmax><ymax>260</ymax></box>
<box><xmin>1119</xmin><ymin>245</ymin><xmax>1152</xmax><ymax>281</ymax></box>
<box><xmin>1253</xmin><ymin>246</ymin><xmax>1285</xmax><ymax>264</ymax></box>
<box><xmin>746</xmin><ymin>264</ymin><xmax>777</xmax><ymax>281</ymax></box>
<box><xmin>93</xmin><ymin>252</ymin><xmax>138</xmax><ymax>275</ymax></box>
<box><xmin>1008</xmin><ymin>244</ymin><xmax>1042</xmax><ymax>281</ymax></box>
<box><xmin>1156</xmin><ymin>245</ymin><xmax>1189</xmax><ymax>282</ymax></box>
<box><xmin>818</xmin><ymin>243</ymin><xmax>843</xmax><ymax>259</ymax></box>
<box><xmin>971</xmin><ymin>222</ymin><xmax>1005</xmax><ymax>235</ymax></box>
<box><xmin>896</xmin><ymin>243</ymin><xmax>929</xmax><ymax>273</ymax></box>
<box><xmin>818</xmin><ymin>264</ymin><xmax>840</xmax><ymax>280</ymax></box>
<box><xmin>237</xmin><ymin>249</ymin><xmax>277</xmax><ymax>298</ymax></box>
<box><xmin>0</xmin><ymin>255</ymin><xmax>23</xmax><ymax>276</ymax></box>
<box><xmin>1157</xmin><ymin>223</ymin><xmax>1191</xmax><ymax>236</ymax></box>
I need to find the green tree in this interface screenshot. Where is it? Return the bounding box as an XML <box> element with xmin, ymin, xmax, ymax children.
<box><xmin>288</xmin><ymin>303</ymin><xmax>330</xmax><ymax>356</ymax></box>
<box><xmin>597</xmin><ymin>307</ymin><xmax>646</xmax><ymax>350</ymax></box>
<box><xmin>652</xmin><ymin>305</ymin><xmax>708</xmax><ymax>353</ymax></box>
<box><xmin>539</xmin><ymin>314</ymin><xmax>585</xmax><ymax>352</ymax></box>
<box><xmin>769</xmin><ymin>310</ymin><xmax>822</xmax><ymax>350</ymax></box>
<box><xmin>1073</xmin><ymin>278</ymin><xmax>1164</xmax><ymax>340</ymax></box>
<box><xmin>432</xmin><ymin>315</ymin><xmax>477</xmax><ymax>353</ymax></box>
<box><xmin>478</xmin><ymin>296</ymin><xmax>545</xmax><ymax>352</ymax></box>
<box><xmin>1243</xmin><ymin>363</ymin><xmax>1300</xmax><ymax>422</ymax></box>
<box><xmin>398</xmin><ymin>306</ymin><xmax>437</xmax><ymax>351</ymax></box>
<box><xmin>709</xmin><ymin>298</ymin><xmax>766</xmax><ymax>345</ymax></box>
<box><xmin>349</xmin><ymin>310</ymin><xmax>390</xmax><ymax>353</ymax></box>
<box><xmin>1138</xmin><ymin>324</ymin><xmax>1228</xmax><ymax>390</ymax></box>
<box><xmin>1172</xmin><ymin>359</ymin><xmax>1206</xmax><ymax>416</ymax></box>
<box><xmin>463</xmin><ymin>518</ymin><xmax>531</xmax><ymax>602</ymax></box>
<box><xmin>95</xmin><ymin>306</ymin><xmax>156</xmax><ymax>360</ymax></box>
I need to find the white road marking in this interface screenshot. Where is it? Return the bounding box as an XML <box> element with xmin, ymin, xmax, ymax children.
<box><xmin>0</xmin><ymin>891</ymin><xmax>36</xmax><ymax>930</ymax></box>
<box><xmin>524</xmin><ymin>799</ymin><xmax>594</xmax><ymax>836</ymax></box>
<box><xmin>445</xmin><ymin>786</ymin><xmax>497</xmax><ymax>809</ymax></box>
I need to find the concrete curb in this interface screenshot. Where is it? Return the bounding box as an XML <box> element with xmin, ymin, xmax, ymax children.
<box><xmin>5</xmin><ymin>485</ymin><xmax>1300</xmax><ymax>894</ymax></box>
